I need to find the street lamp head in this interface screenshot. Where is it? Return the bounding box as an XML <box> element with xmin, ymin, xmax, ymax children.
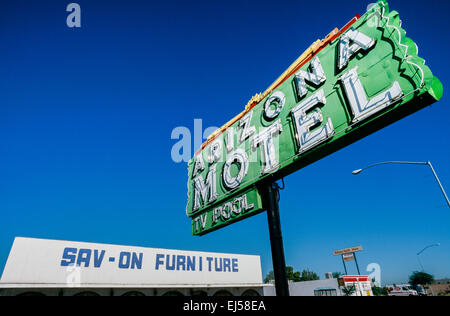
<box><xmin>436</xmin><ymin>243</ymin><xmax>441</xmax><ymax>247</ymax></box>
<box><xmin>352</xmin><ymin>169</ymin><xmax>363</xmax><ymax>175</ymax></box>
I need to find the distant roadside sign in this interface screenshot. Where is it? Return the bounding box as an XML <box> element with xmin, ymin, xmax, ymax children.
<box><xmin>343</xmin><ymin>253</ymin><xmax>356</xmax><ymax>262</ymax></box>
<box><xmin>333</xmin><ymin>246</ymin><xmax>363</xmax><ymax>256</ymax></box>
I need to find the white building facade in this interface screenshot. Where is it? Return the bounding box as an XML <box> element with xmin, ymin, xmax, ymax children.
<box><xmin>0</xmin><ymin>237</ymin><xmax>264</xmax><ymax>296</ymax></box>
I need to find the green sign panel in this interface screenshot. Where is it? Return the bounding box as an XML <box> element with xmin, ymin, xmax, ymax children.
<box><xmin>186</xmin><ymin>0</ymin><xmax>443</xmax><ymax>236</ymax></box>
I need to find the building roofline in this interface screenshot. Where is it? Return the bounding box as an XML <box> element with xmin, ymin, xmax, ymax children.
<box><xmin>0</xmin><ymin>282</ymin><xmax>264</xmax><ymax>289</ymax></box>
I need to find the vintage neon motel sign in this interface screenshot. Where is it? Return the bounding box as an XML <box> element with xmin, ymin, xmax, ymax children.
<box><xmin>186</xmin><ymin>0</ymin><xmax>443</xmax><ymax>236</ymax></box>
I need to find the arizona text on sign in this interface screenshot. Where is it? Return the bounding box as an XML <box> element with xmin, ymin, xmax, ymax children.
<box><xmin>186</xmin><ymin>0</ymin><xmax>443</xmax><ymax>236</ymax></box>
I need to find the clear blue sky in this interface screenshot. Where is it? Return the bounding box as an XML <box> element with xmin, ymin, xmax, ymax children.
<box><xmin>1</xmin><ymin>0</ymin><xmax>449</xmax><ymax>286</ymax></box>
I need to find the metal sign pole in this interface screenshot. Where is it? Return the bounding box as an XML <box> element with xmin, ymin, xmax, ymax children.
<box><xmin>353</xmin><ymin>252</ymin><xmax>361</xmax><ymax>275</ymax></box>
<box><xmin>341</xmin><ymin>254</ymin><xmax>348</xmax><ymax>275</ymax></box>
<box><xmin>260</xmin><ymin>182</ymin><xmax>290</xmax><ymax>297</ymax></box>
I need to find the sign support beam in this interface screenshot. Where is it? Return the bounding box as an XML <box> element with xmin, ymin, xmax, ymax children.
<box><xmin>341</xmin><ymin>254</ymin><xmax>348</xmax><ymax>275</ymax></box>
<box><xmin>260</xmin><ymin>182</ymin><xmax>289</xmax><ymax>297</ymax></box>
<box><xmin>354</xmin><ymin>252</ymin><xmax>361</xmax><ymax>275</ymax></box>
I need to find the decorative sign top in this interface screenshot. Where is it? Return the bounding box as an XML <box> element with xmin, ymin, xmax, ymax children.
<box><xmin>186</xmin><ymin>0</ymin><xmax>443</xmax><ymax>236</ymax></box>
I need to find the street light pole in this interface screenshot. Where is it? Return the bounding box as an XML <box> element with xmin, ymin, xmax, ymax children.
<box><xmin>427</xmin><ymin>162</ymin><xmax>450</xmax><ymax>209</ymax></box>
<box><xmin>416</xmin><ymin>243</ymin><xmax>440</xmax><ymax>296</ymax></box>
<box><xmin>352</xmin><ymin>161</ymin><xmax>450</xmax><ymax>208</ymax></box>
<box><xmin>417</xmin><ymin>243</ymin><xmax>440</xmax><ymax>272</ymax></box>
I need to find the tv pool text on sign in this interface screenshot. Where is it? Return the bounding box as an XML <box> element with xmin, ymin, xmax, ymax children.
<box><xmin>186</xmin><ymin>0</ymin><xmax>443</xmax><ymax>236</ymax></box>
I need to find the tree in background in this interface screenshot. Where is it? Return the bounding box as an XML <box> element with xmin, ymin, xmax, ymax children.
<box><xmin>263</xmin><ymin>271</ymin><xmax>275</xmax><ymax>284</ymax></box>
<box><xmin>332</xmin><ymin>272</ymin><xmax>343</xmax><ymax>279</ymax></box>
<box><xmin>264</xmin><ymin>267</ymin><xmax>320</xmax><ymax>283</ymax></box>
<box><xmin>286</xmin><ymin>266</ymin><xmax>301</xmax><ymax>282</ymax></box>
<box><xmin>299</xmin><ymin>269</ymin><xmax>319</xmax><ymax>281</ymax></box>
<box><xmin>409</xmin><ymin>271</ymin><xmax>435</xmax><ymax>287</ymax></box>
<box><xmin>341</xmin><ymin>286</ymin><xmax>356</xmax><ymax>296</ymax></box>
<box><xmin>371</xmin><ymin>286</ymin><xmax>389</xmax><ymax>296</ymax></box>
